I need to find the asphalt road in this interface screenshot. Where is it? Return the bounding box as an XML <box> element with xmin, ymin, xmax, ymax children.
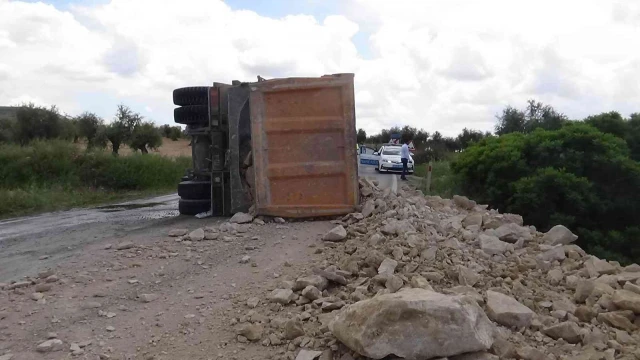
<box><xmin>0</xmin><ymin>161</ymin><xmax>397</xmax><ymax>281</ymax></box>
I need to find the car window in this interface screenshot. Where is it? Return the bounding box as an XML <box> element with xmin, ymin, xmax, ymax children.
<box><xmin>382</xmin><ymin>148</ymin><xmax>401</xmax><ymax>155</ymax></box>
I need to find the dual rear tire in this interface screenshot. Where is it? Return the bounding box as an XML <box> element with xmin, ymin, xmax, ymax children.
<box><xmin>174</xmin><ymin>87</ymin><xmax>213</xmax><ymax>215</ymax></box>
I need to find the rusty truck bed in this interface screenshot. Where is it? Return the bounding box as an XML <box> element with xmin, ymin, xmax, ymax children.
<box><xmin>249</xmin><ymin>74</ymin><xmax>358</xmax><ymax>218</ymax></box>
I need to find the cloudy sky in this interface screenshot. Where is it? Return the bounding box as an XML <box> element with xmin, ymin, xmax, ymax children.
<box><xmin>1</xmin><ymin>0</ymin><xmax>639</xmax><ymax>136</ymax></box>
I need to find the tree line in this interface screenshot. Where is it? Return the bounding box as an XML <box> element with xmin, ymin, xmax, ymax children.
<box><xmin>360</xmin><ymin>99</ymin><xmax>640</xmax><ymax>163</ymax></box>
<box><xmin>0</xmin><ymin>103</ymin><xmax>185</xmax><ymax>154</ymax></box>
<box><xmin>357</xmin><ymin>125</ymin><xmax>492</xmax><ymax>162</ymax></box>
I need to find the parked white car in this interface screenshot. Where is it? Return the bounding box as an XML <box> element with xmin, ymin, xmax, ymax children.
<box><xmin>375</xmin><ymin>144</ymin><xmax>414</xmax><ymax>173</ymax></box>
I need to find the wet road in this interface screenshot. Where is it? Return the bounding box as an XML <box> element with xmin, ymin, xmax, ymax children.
<box><xmin>0</xmin><ymin>162</ymin><xmax>396</xmax><ymax>281</ymax></box>
<box><xmin>0</xmin><ymin>194</ymin><xmax>180</xmax><ymax>243</ymax></box>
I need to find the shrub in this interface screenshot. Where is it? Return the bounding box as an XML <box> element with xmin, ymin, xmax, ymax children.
<box><xmin>452</xmin><ymin>123</ymin><xmax>640</xmax><ymax>264</ymax></box>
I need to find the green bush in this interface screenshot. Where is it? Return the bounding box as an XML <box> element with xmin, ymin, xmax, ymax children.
<box><xmin>452</xmin><ymin>123</ymin><xmax>640</xmax><ymax>264</ymax></box>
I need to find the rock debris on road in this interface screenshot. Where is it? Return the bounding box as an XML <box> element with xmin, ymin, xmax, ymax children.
<box><xmin>0</xmin><ymin>176</ymin><xmax>639</xmax><ymax>360</ymax></box>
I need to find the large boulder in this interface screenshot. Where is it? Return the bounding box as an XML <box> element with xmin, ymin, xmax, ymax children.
<box><xmin>584</xmin><ymin>257</ymin><xmax>617</xmax><ymax>277</ymax></box>
<box><xmin>493</xmin><ymin>223</ymin><xmax>532</xmax><ymax>243</ymax></box>
<box><xmin>453</xmin><ymin>195</ymin><xmax>477</xmax><ymax>210</ymax></box>
<box><xmin>229</xmin><ymin>212</ymin><xmax>254</xmax><ymax>224</ymax></box>
<box><xmin>462</xmin><ymin>213</ymin><xmax>483</xmax><ymax>228</ymax></box>
<box><xmin>542</xmin><ymin>225</ymin><xmax>578</xmax><ymax>246</ymax></box>
<box><xmin>479</xmin><ymin>234</ymin><xmax>513</xmax><ymax>255</ymax></box>
<box><xmin>486</xmin><ymin>290</ymin><xmax>534</xmax><ymax>328</ymax></box>
<box><xmin>323</xmin><ymin>225</ymin><xmax>347</xmax><ymax>242</ymax></box>
<box><xmin>329</xmin><ymin>289</ymin><xmax>495</xmax><ymax>360</ymax></box>
<box><xmin>542</xmin><ymin>322</ymin><xmax>581</xmax><ymax>343</ymax></box>
<box><xmin>612</xmin><ymin>290</ymin><xmax>640</xmax><ymax>314</ymax></box>
<box><xmin>483</xmin><ymin>213</ymin><xmax>524</xmax><ymax>229</ymax></box>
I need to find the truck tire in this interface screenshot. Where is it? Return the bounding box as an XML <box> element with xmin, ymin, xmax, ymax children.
<box><xmin>179</xmin><ymin>198</ymin><xmax>211</xmax><ymax>215</ymax></box>
<box><xmin>178</xmin><ymin>180</ymin><xmax>211</xmax><ymax>200</ymax></box>
<box><xmin>174</xmin><ymin>105</ymin><xmax>208</xmax><ymax>125</ymax></box>
<box><xmin>173</xmin><ymin>87</ymin><xmax>209</xmax><ymax>106</ymax></box>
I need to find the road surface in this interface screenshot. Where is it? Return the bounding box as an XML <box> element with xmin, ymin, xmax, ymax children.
<box><xmin>0</xmin><ymin>162</ymin><xmax>397</xmax><ymax>281</ymax></box>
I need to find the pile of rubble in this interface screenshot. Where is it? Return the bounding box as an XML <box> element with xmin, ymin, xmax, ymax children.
<box><xmin>226</xmin><ymin>179</ymin><xmax>640</xmax><ymax>360</ymax></box>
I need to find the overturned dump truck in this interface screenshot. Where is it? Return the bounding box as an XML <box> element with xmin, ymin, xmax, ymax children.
<box><xmin>173</xmin><ymin>73</ymin><xmax>359</xmax><ymax>218</ymax></box>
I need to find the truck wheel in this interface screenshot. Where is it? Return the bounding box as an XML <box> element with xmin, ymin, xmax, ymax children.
<box><xmin>179</xmin><ymin>198</ymin><xmax>211</xmax><ymax>215</ymax></box>
<box><xmin>173</xmin><ymin>87</ymin><xmax>209</xmax><ymax>106</ymax></box>
<box><xmin>178</xmin><ymin>181</ymin><xmax>211</xmax><ymax>200</ymax></box>
<box><xmin>174</xmin><ymin>105</ymin><xmax>209</xmax><ymax>125</ymax></box>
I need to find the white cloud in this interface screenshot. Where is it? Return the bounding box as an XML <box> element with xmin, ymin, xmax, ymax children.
<box><xmin>0</xmin><ymin>0</ymin><xmax>639</xmax><ymax>136</ymax></box>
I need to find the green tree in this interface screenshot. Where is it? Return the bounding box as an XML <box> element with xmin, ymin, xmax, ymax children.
<box><xmin>76</xmin><ymin>112</ymin><xmax>104</xmax><ymax>149</ymax></box>
<box><xmin>129</xmin><ymin>122</ymin><xmax>162</xmax><ymax>154</ymax></box>
<box><xmin>523</xmin><ymin>99</ymin><xmax>567</xmax><ymax>132</ymax></box>
<box><xmin>356</xmin><ymin>128</ymin><xmax>367</xmax><ymax>144</ymax></box>
<box><xmin>168</xmin><ymin>126</ymin><xmax>182</xmax><ymax>141</ymax></box>
<box><xmin>15</xmin><ymin>104</ymin><xmax>63</xmax><ymax>144</ymax></box>
<box><xmin>0</xmin><ymin>117</ymin><xmax>16</xmax><ymax>143</ymax></box>
<box><xmin>495</xmin><ymin>106</ymin><xmax>526</xmax><ymax>135</ymax></box>
<box><xmin>584</xmin><ymin>111</ymin><xmax>628</xmax><ymax>139</ymax></box>
<box><xmin>106</xmin><ymin>104</ymin><xmax>143</xmax><ymax>155</ymax></box>
<box><xmin>456</xmin><ymin>128</ymin><xmax>487</xmax><ymax>150</ymax></box>
<box><xmin>413</xmin><ymin>129</ymin><xmax>429</xmax><ymax>151</ymax></box>
<box><xmin>627</xmin><ymin>113</ymin><xmax>640</xmax><ymax>161</ymax></box>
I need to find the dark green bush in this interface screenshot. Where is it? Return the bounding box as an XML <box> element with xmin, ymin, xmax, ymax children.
<box><xmin>452</xmin><ymin>123</ymin><xmax>640</xmax><ymax>264</ymax></box>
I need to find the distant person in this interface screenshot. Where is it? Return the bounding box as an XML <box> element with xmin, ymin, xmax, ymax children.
<box><xmin>400</xmin><ymin>139</ymin><xmax>410</xmax><ymax>181</ymax></box>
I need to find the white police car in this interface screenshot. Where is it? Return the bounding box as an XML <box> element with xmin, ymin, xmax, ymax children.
<box><xmin>374</xmin><ymin>144</ymin><xmax>414</xmax><ymax>173</ymax></box>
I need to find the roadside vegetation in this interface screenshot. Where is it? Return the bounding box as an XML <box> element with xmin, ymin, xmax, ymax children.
<box><xmin>0</xmin><ymin>104</ymin><xmax>190</xmax><ymax>218</ymax></box>
<box><xmin>362</xmin><ymin>100</ymin><xmax>640</xmax><ymax>264</ymax></box>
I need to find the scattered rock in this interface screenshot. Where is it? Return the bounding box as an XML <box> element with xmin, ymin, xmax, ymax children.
<box><xmin>138</xmin><ymin>293</ymin><xmax>159</xmax><ymax>303</ymax></box>
<box><xmin>36</xmin><ymin>339</ymin><xmax>64</xmax><ymax>353</ymax></box>
<box><xmin>574</xmin><ymin>280</ymin><xmax>595</xmax><ymax>303</ymax></box>
<box><xmin>295</xmin><ymin>349</ymin><xmax>323</xmax><ymax>360</ymax></box>
<box><xmin>168</xmin><ymin>229</ymin><xmax>188</xmax><ymax>237</ymax></box>
<box><xmin>493</xmin><ymin>223</ymin><xmax>531</xmax><ymax>243</ymax></box>
<box><xmin>294</xmin><ymin>276</ymin><xmax>328</xmax><ymax>291</ymax></box>
<box><xmin>237</xmin><ymin>323</ymin><xmax>264</xmax><ymax>341</ymax></box>
<box><xmin>34</xmin><ymin>283</ymin><xmax>52</xmax><ymax>292</ymax></box>
<box><xmin>453</xmin><ymin>195</ymin><xmax>476</xmax><ymax>210</ymax></box>
<box><xmin>542</xmin><ymin>321</ymin><xmax>581</xmax><ymax>343</ymax></box>
<box><xmin>329</xmin><ymin>289</ymin><xmax>495</xmax><ymax>359</ymax></box>
<box><xmin>239</xmin><ymin>255</ymin><xmax>251</xmax><ymax>264</ymax></box>
<box><xmin>247</xmin><ymin>297</ymin><xmax>260</xmax><ymax>308</ymax></box>
<box><xmin>116</xmin><ymin>242</ymin><xmax>135</xmax><ymax>250</ymax></box>
<box><xmin>269</xmin><ymin>289</ymin><xmax>294</xmax><ymax>304</ymax></box>
<box><xmin>284</xmin><ymin>319</ymin><xmax>305</xmax><ymax>339</ymax></box>
<box><xmin>377</xmin><ymin>258</ymin><xmax>398</xmax><ymax>275</ymax></box>
<box><xmin>542</xmin><ymin>225</ymin><xmax>578</xmax><ymax>246</ymax></box>
<box><xmin>462</xmin><ymin>213</ymin><xmax>483</xmax><ymax>228</ymax></box>
<box><xmin>479</xmin><ymin>234</ymin><xmax>512</xmax><ymax>255</ymax></box>
<box><xmin>323</xmin><ymin>225</ymin><xmax>347</xmax><ymax>242</ymax></box>
<box><xmin>486</xmin><ymin>290</ymin><xmax>534</xmax><ymax>328</ymax></box>
<box><xmin>230</xmin><ymin>212</ymin><xmax>254</xmax><ymax>224</ymax></box>
<box><xmin>188</xmin><ymin>228</ymin><xmax>205</xmax><ymax>241</ymax></box>
<box><xmin>612</xmin><ymin>289</ymin><xmax>640</xmax><ymax>313</ymax></box>
<box><xmin>301</xmin><ymin>286</ymin><xmax>322</xmax><ymax>301</ymax></box>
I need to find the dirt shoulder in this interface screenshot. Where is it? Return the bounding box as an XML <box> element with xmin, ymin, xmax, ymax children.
<box><xmin>0</xmin><ymin>215</ymin><xmax>334</xmax><ymax>359</ymax></box>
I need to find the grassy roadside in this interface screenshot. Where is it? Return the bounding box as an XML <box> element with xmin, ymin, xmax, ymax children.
<box><xmin>411</xmin><ymin>161</ymin><xmax>461</xmax><ymax>199</ymax></box>
<box><xmin>0</xmin><ymin>187</ymin><xmax>177</xmax><ymax>219</ymax></box>
<box><xmin>0</xmin><ymin>140</ymin><xmax>190</xmax><ymax>219</ymax></box>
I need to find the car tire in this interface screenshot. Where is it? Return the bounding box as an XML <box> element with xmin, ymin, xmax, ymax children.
<box><xmin>173</xmin><ymin>87</ymin><xmax>209</xmax><ymax>106</ymax></box>
<box><xmin>178</xmin><ymin>181</ymin><xmax>211</xmax><ymax>200</ymax></box>
<box><xmin>179</xmin><ymin>198</ymin><xmax>211</xmax><ymax>215</ymax></box>
<box><xmin>174</xmin><ymin>105</ymin><xmax>209</xmax><ymax>125</ymax></box>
